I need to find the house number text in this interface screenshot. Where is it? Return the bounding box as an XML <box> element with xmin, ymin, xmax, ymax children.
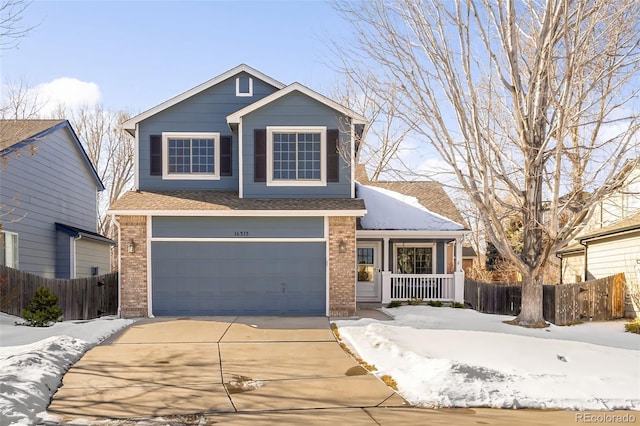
<box><xmin>234</xmin><ymin>231</ymin><xmax>249</xmax><ymax>237</ymax></box>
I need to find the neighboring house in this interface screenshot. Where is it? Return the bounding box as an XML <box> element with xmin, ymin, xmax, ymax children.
<box><xmin>109</xmin><ymin>64</ymin><xmax>468</xmax><ymax>318</ymax></box>
<box><xmin>557</xmin><ymin>161</ymin><xmax>640</xmax><ymax>316</ymax></box>
<box><xmin>0</xmin><ymin>120</ymin><xmax>113</xmax><ymax>278</ymax></box>
<box><xmin>462</xmin><ymin>246</ymin><xmax>478</xmax><ymax>274</ymax></box>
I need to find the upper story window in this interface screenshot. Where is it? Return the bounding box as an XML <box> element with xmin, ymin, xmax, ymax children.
<box><xmin>0</xmin><ymin>231</ymin><xmax>19</xmax><ymax>269</ymax></box>
<box><xmin>266</xmin><ymin>126</ymin><xmax>326</xmax><ymax>186</ymax></box>
<box><xmin>162</xmin><ymin>132</ymin><xmax>220</xmax><ymax>180</ymax></box>
<box><xmin>236</xmin><ymin>76</ymin><xmax>253</xmax><ymax>97</ymax></box>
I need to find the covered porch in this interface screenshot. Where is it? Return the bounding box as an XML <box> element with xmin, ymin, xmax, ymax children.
<box><xmin>356</xmin><ymin>231</ymin><xmax>467</xmax><ymax>304</ymax></box>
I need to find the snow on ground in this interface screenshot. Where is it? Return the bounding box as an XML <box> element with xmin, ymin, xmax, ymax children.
<box><xmin>335</xmin><ymin>306</ymin><xmax>640</xmax><ymax>411</ymax></box>
<box><xmin>0</xmin><ymin>313</ymin><xmax>134</xmax><ymax>425</ymax></box>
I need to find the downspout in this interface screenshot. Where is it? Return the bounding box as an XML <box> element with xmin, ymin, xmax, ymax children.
<box><xmin>555</xmin><ymin>252</ymin><xmax>563</xmax><ymax>284</ymax></box>
<box><xmin>579</xmin><ymin>239</ymin><xmax>588</xmax><ymax>282</ymax></box>
<box><xmin>72</xmin><ymin>234</ymin><xmax>82</xmax><ymax>279</ymax></box>
<box><xmin>111</xmin><ymin>213</ymin><xmax>122</xmax><ymax>317</ymax></box>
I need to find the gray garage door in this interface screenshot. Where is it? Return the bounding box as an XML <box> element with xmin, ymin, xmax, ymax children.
<box><xmin>151</xmin><ymin>241</ymin><xmax>326</xmax><ymax>316</ymax></box>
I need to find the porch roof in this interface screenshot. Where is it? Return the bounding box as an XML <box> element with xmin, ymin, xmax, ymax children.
<box><xmin>355</xmin><ymin>183</ymin><xmax>466</xmax><ymax>232</ymax></box>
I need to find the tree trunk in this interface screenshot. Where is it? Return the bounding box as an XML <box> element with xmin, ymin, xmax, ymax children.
<box><xmin>515</xmin><ymin>273</ymin><xmax>546</xmax><ymax>327</ymax></box>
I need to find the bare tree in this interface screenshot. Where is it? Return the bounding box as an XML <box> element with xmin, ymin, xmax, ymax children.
<box><xmin>0</xmin><ymin>77</ymin><xmax>44</xmax><ymax>119</ymax></box>
<box><xmin>331</xmin><ymin>68</ymin><xmax>413</xmax><ymax>181</ymax></box>
<box><xmin>0</xmin><ymin>0</ymin><xmax>35</xmax><ymax>50</ymax></box>
<box><xmin>335</xmin><ymin>0</ymin><xmax>640</xmax><ymax>326</ymax></box>
<box><xmin>61</xmin><ymin>104</ymin><xmax>134</xmax><ymax>237</ymax></box>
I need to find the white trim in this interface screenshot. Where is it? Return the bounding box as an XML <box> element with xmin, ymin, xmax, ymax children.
<box><xmin>162</xmin><ymin>132</ymin><xmax>220</xmax><ymax>180</ymax></box>
<box><xmin>238</xmin><ymin>116</ymin><xmax>244</xmax><ymax>198</ymax></box>
<box><xmin>226</xmin><ymin>82</ymin><xmax>368</xmax><ymax>125</ymax></box>
<box><xmin>266</xmin><ymin>126</ymin><xmax>327</xmax><ymax>187</ymax></box>
<box><xmin>0</xmin><ymin>231</ymin><xmax>20</xmax><ymax>269</ymax></box>
<box><xmin>357</xmin><ymin>230</ymin><xmax>468</xmax><ymax>238</ymax></box>
<box><xmin>393</xmin><ymin>242</ymin><xmax>436</xmax><ymax>274</ymax></box>
<box><xmin>123</xmin><ymin>64</ymin><xmax>285</xmax><ymax>131</ymax></box>
<box><xmin>133</xmin><ymin>124</ymin><xmax>139</xmax><ymax>189</ymax></box>
<box><xmin>150</xmin><ymin>237</ymin><xmax>325</xmax><ymax>243</ymax></box>
<box><xmin>324</xmin><ymin>216</ymin><xmax>330</xmax><ymax>317</ymax></box>
<box><xmin>236</xmin><ymin>76</ymin><xmax>253</xmax><ymax>97</ymax></box>
<box><xmin>146</xmin><ymin>215</ymin><xmax>153</xmax><ymax>318</ymax></box>
<box><xmin>356</xmin><ymin>241</ymin><xmax>382</xmax><ymax>302</ymax></box>
<box><xmin>109</xmin><ymin>209</ymin><xmax>367</xmax><ymax>217</ymax></box>
<box><xmin>350</xmin><ymin>120</ymin><xmax>355</xmax><ymax>198</ymax></box>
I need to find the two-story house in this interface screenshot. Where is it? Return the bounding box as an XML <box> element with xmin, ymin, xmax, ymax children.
<box><xmin>109</xmin><ymin>65</ymin><xmax>468</xmax><ymax>318</ymax></box>
<box><xmin>0</xmin><ymin>119</ymin><xmax>113</xmax><ymax>278</ymax></box>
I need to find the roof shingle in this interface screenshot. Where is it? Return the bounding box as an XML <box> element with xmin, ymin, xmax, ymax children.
<box><xmin>109</xmin><ymin>190</ymin><xmax>366</xmax><ymax>212</ymax></box>
<box><xmin>0</xmin><ymin>119</ymin><xmax>65</xmax><ymax>151</ymax></box>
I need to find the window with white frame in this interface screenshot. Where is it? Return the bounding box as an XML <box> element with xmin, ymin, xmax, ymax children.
<box><xmin>266</xmin><ymin>126</ymin><xmax>326</xmax><ymax>186</ymax></box>
<box><xmin>162</xmin><ymin>132</ymin><xmax>220</xmax><ymax>180</ymax></box>
<box><xmin>236</xmin><ymin>76</ymin><xmax>253</xmax><ymax>97</ymax></box>
<box><xmin>0</xmin><ymin>231</ymin><xmax>18</xmax><ymax>269</ymax></box>
<box><xmin>395</xmin><ymin>244</ymin><xmax>435</xmax><ymax>274</ymax></box>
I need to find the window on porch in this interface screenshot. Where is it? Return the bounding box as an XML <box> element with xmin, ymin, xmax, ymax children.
<box><xmin>395</xmin><ymin>246</ymin><xmax>434</xmax><ymax>274</ymax></box>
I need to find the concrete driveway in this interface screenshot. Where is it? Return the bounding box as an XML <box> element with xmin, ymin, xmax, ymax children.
<box><xmin>47</xmin><ymin>317</ymin><xmax>634</xmax><ymax>425</ymax></box>
<box><xmin>47</xmin><ymin>316</ymin><xmax>404</xmax><ymax>421</ymax></box>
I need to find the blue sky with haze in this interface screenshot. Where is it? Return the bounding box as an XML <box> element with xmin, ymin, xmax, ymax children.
<box><xmin>1</xmin><ymin>0</ymin><xmax>354</xmax><ymax>114</ymax></box>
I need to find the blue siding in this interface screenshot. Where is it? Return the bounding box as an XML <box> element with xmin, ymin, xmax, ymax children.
<box><xmin>138</xmin><ymin>73</ymin><xmax>279</xmax><ymax>191</ymax></box>
<box><xmin>152</xmin><ymin>241</ymin><xmax>326</xmax><ymax>316</ymax></box>
<box><xmin>55</xmin><ymin>232</ymin><xmax>71</xmax><ymax>278</ymax></box>
<box><xmin>0</xmin><ymin>127</ymin><xmax>100</xmax><ymax>278</ymax></box>
<box><xmin>153</xmin><ymin>216</ymin><xmax>323</xmax><ymax>238</ymax></box>
<box><xmin>242</xmin><ymin>92</ymin><xmax>352</xmax><ymax>198</ymax></box>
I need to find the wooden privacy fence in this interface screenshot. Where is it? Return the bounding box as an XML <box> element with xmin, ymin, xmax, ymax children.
<box><xmin>0</xmin><ymin>265</ymin><xmax>118</xmax><ymax>321</ymax></box>
<box><xmin>464</xmin><ymin>273</ymin><xmax>626</xmax><ymax>325</ymax></box>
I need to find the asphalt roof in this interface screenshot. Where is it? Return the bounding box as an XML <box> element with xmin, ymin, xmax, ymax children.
<box><xmin>109</xmin><ymin>190</ymin><xmax>366</xmax><ymax>212</ymax></box>
<box><xmin>0</xmin><ymin>119</ymin><xmax>65</xmax><ymax>151</ymax></box>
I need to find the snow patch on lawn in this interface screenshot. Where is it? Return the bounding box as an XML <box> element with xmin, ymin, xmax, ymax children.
<box><xmin>0</xmin><ymin>313</ymin><xmax>134</xmax><ymax>425</ymax></box>
<box><xmin>336</xmin><ymin>306</ymin><xmax>639</xmax><ymax>411</ymax></box>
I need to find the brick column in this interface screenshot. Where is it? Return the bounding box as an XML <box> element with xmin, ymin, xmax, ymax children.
<box><xmin>328</xmin><ymin>216</ymin><xmax>356</xmax><ymax>317</ymax></box>
<box><xmin>118</xmin><ymin>215</ymin><xmax>148</xmax><ymax>318</ymax></box>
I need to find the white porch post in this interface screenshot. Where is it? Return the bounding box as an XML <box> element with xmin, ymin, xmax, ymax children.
<box><xmin>454</xmin><ymin>237</ymin><xmax>464</xmax><ymax>303</ymax></box>
<box><xmin>382</xmin><ymin>237</ymin><xmax>391</xmax><ymax>303</ymax></box>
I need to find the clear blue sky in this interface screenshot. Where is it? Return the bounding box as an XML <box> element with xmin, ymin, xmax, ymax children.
<box><xmin>1</xmin><ymin>0</ymin><xmax>355</xmax><ymax>113</ymax></box>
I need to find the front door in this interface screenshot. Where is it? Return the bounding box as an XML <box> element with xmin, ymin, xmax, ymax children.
<box><xmin>356</xmin><ymin>242</ymin><xmax>381</xmax><ymax>301</ymax></box>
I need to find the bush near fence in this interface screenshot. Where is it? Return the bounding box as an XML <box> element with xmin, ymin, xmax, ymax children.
<box><xmin>464</xmin><ymin>273</ymin><xmax>625</xmax><ymax>325</ymax></box>
<box><xmin>0</xmin><ymin>265</ymin><xmax>118</xmax><ymax>321</ymax></box>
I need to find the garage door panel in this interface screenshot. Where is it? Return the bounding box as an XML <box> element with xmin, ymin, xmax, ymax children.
<box><xmin>152</xmin><ymin>242</ymin><xmax>326</xmax><ymax>316</ymax></box>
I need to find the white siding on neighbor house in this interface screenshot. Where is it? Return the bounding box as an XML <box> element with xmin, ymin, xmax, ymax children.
<box><xmin>586</xmin><ymin>232</ymin><xmax>640</xmax><ymax>288</ymax></box>
<box><xmin>582</xmin><ymin>167</ymin><xmax>640</xmax><ymax>234</ymax></box>
<box><xmin>74</xmin><ymin>238</ymin><xmax>111</xmax><ymax>278</ymax></box>
<box><xmin>0</xmin><ymin>126</ymin><xmax>99</xmax><ymax>277</ymax></box>
<box><xmin>561</xmin><ymin>252</ymin><xmax>586</xmax><ymax>283</ymax></box>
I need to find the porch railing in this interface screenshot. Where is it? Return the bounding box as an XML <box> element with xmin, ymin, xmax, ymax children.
<box><xmin>387</xmin><ymin>273</ymin><xmax>455</xmax><ymax>301</ymax></box>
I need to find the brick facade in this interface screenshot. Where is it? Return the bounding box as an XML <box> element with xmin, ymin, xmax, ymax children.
<box><xmin>117</xmin><ymin>215</ymin><xmax>148</xmax><ymax>318</ymax></box>
<box><xmin>328</xmin><ymin>216</ymin><xmax>357</xmax><ymax>317</ymax></box>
